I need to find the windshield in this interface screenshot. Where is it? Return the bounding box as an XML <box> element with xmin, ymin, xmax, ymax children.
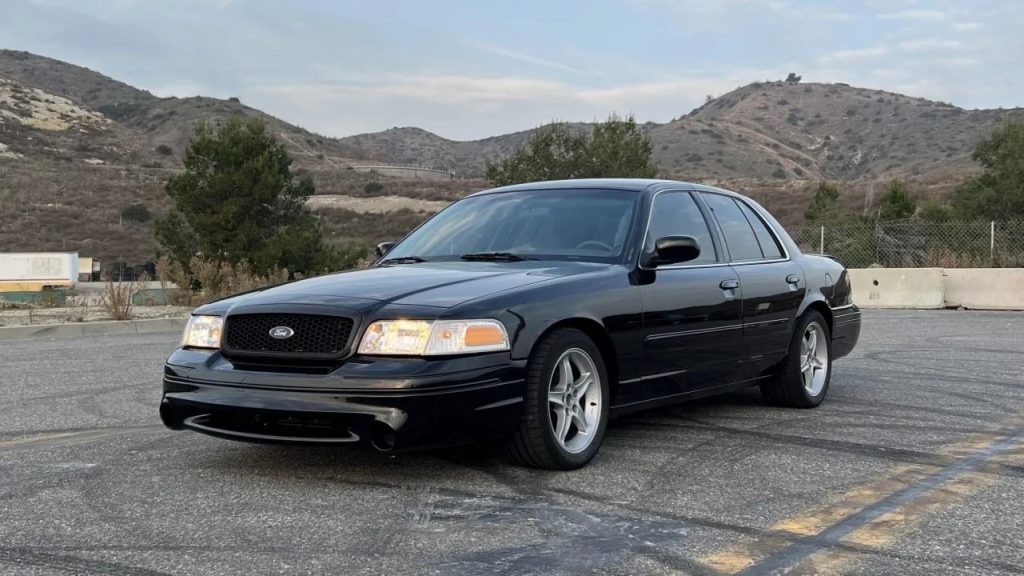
<box><xmin>383</xmin><ymin>189</ymin><xmax>639</xmax><ymax>263</ymax></box>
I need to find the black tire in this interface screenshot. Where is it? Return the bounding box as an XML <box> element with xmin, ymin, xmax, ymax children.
<box><xmin>761</xmin><ymin>310</ymin><xmax>832</xmax><ymax>408</ymax></box>
<box><xmin>504</xmin><ymin>328</ymin><xmax>610</xmax><ymax>470</ymax></box>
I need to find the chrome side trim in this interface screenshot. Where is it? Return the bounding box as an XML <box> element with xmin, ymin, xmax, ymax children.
<box><xmin>619</xmin><ymin>369</ymin><xmax>688</xmax><ymax>385</ymax></box>
<box><xmin>744</xmin><ymin>318</ymin><xmax>790</xmax><ymax>328</ymax></box>
<box><xmin>831</xmin><ymin>304</ymin><xmax>856</xmax><ymax>311</ymax></box>
<box><xmin>644</xmin><ymin>324</ymin><xmax>743</xmax><ymax>342</ymax></box>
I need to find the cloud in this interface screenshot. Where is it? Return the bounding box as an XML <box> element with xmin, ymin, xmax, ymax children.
<box><xmin>471</xmin><ymin>43</ymin><xmax>581</xmax><ymax>74</ymax></box>
<box><xmin>952</xmin><ymin>21</ymin><xmax>983</xmax><ymax>31</ymax></box>
<box><xmin>817</xmin><ymin>46</ymin><xmax>888</xmax><ymax>65</ymax></box>
<box><xmin>630</xmin><ymin>0</ymin><xmax>853</xmax><ymax>22</ymax></box>
<box><xmin>879</xmin><ymin>9</ymin><xmax>950</xmax><ymax>21</ymax></box>
<box><xmin>898</xmin><ymin>39</ymin><xmax>963</xmax><ymax>52</ymax></box>
<box><xmin>250</xmin><ymin>69</ymin><xmax>781</xmax><ymax>138</ymax></box>
<box><xmin>258</xmin><ymin>73</ymin><xmax>755</xmax><ymax>109</ymax></box>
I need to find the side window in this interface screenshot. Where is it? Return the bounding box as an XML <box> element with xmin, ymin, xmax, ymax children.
<box><xmin>701</xmin><ymin>193</ymin><xmax>762</xmax><ymax>261</ymax></box>
<box><xmin>647</xmin><ymin>192</ymin><xmax>717</xmax><ymax>263</ymax></box>
<box><xmin>737</xmin><ymin>201</ymin><xmax>784</xmax><ymax>259</ymax></box>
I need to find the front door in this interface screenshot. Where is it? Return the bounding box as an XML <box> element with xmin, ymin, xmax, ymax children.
<box><xmin>624</xmin><ymin>191</ymin><xmax>744</xmax><ymax>406</ymax></box>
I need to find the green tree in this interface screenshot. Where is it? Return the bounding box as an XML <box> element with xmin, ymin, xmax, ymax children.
<box><xmin>485</xmin><ymin>114</ymin><xmax>657</xmax><ymax>186</ymax></box>
<box><xmin>156</xmin><ymin>117</ymin><xmax>343</xmax><ymax>275</ymax></box>
<box><xmin>952</xmin><ymin>119</ymin><xmax>1024</xmax><ymax>220</ymax></box>
<box><xmin>918</xmin><ymin>201</ymin><xmax>954</xmax><ymax>222</ymax></box>
<box><xmin>804</xmin><ymin>181</ymin><xmax>840</xmax><ymax>222</ymax></box>
<box><xmin>878</xmin><ymin>179</ymin><xmax>916</xmax><ymax>220</ymax></box>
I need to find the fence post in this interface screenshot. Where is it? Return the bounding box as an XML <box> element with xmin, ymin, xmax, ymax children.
<box><xmin>990</xmin><ymin>221</ymin><xmax>995</xmax><ymax>264</ymax></box>
<box><xmin>820</xmin><ymin>226</ymin><xmax>825</xmax><ymax>254</ymax></box>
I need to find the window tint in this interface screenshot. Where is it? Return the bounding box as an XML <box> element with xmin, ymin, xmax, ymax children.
<box><xmin>738</xmin><ymin>201</ymin><xmax>783</xmax><ymax>259</ymax></box>
<box><xmin>646</xmin><ymin>192</ymin><xmax>716</xmax><ymax>263</ymax></box>
<box><xmin>701</xmin><ymin>193</ymin><xmax>762</xmax><ymax>261</ymax></box>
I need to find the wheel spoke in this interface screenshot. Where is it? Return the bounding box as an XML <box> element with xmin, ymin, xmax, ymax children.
<box><xmin>553</xmin><ymin>409</ymin><xmax>570</xmax><ymax>442</ymax></box>
<box><xmin>571</xmin><ymin>409</ymin><xmax>588</xmax><ymax>436</ymax></box>
<box><xmin>548</xmin><ymin>390</ymin><xmax>565</xmax><ymax>407</ymax></box>
<box><xmin>806</xmin><ymin>330</ymin><xmax>817</xmax><ymax>357</ymax></box>
<box><xmin>573</xmin><ymin>372</ymin><xmax>593</xmax><ymax>395</ymax></box>
<box><xmin>559</xmin><ymin>357</ymin><xmax>573</xmax><ymax>390</ymax></box>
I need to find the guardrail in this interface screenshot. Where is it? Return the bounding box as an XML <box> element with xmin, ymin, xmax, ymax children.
<box><xmin>349</xmin><ymin>163</ymin><xmax>455</xmax><ymax>178</ymax></box>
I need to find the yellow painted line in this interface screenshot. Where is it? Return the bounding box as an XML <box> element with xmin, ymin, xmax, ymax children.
<box><xmin>701</xmin><ymin>422</ymin><xmax>1024</xmax><ymax>575</ymax></box>
<box><xmin>800</xmin><ymin>470</ymin><xmax>995</xmax><ymax>574</ymax></box>
<box><xmin>704</xmin><ymin>464</ymin><xmax>937</xmax><ymax>573</ymax></box>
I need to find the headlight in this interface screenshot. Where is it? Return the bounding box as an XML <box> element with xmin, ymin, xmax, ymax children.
<box><xmin>182</xmin><ymin>315</ymin><xmax>224</xmax><ymax>349</ymax></box>
<box><xmin>358</xmin><ymin>319</ymin><xmax>510</xmax><ymax>356</ymax></box>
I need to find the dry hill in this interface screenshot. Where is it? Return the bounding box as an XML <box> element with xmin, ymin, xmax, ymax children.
<box><xmin>1</xmin><ymin>49</ymin><xmax>1020</xmax><ymax>265</ymax></box>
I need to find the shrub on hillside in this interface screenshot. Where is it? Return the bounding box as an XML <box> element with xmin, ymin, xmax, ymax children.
<box><xmin>121</xmin><ymin>203</ymin><xmax>152</xmax><ymax>224</ymax></box>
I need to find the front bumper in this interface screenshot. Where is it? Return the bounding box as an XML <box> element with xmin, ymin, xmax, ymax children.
<box><xmin>160</xmin><ymin>348</ymin><xmax>526</xmax><ymax>450</ymax></box>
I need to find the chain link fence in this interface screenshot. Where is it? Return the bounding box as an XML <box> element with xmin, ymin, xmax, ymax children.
<box><xmin>793</xmin><ymin>220</ymin><xmax>1024</xmax><ymax>268</ymax></box>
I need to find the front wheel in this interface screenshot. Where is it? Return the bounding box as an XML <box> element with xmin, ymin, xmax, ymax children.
<box><xmin>761</xmin><ymin>310</ymin><xmax>832</xmax><ymax>408</ymax></box>
<box><xmin>505</xmin><ymin>328</ymin><xmax>609</xmax><ymax>470</ymax></box>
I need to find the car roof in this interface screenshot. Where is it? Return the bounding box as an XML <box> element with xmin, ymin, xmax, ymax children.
<box><xmin>469</xmin><ymin>178</ymin><xmax>744</xmax><ymax>198</ymax></box>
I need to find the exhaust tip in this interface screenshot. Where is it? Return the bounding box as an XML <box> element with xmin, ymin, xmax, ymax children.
<box><xmin>370</xmin><ymin>422</ymin><xmax>397</xmax><ymax>452</ymax></box>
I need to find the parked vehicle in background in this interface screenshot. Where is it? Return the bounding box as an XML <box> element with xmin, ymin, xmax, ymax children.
<box><xmin>161</xmin><ymin>179</ymin><xmax>861</xmax><ymax>469</ymax></box>
<box><xmin>0</xmin><ymin>252</ymin><xmax>78</xmax><ymax>293</ymax></box>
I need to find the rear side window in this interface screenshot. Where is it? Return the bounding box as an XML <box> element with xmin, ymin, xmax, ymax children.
<box><xmin>647</xmin><ymin>192</ymin><xmax>717</xmax><ymax>263</ymax></box>
<box><xmin>701</xmin><ymin>193</ymin><xmax>763</xmax><ymax>261</ymax></box>
<box><xmin>737</xmin><ymin>201</ymin><xmax>784</xmax><ymax>259</ymax></box>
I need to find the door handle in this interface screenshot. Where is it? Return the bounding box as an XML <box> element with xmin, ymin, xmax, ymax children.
<box><xmin>785</xmin><ymin>274</ymin><xmax>801</xmax><ymax>285</ymax></box>
<box><xmin>720</xmin><ymin>279</ymin><xmax>739</xmax><ymax>290</ymax></box>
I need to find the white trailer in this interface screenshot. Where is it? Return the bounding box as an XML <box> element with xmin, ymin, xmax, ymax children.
<box><xmin>0</xmin><ymin>252</ymin><xmax>78</xmax><ymax>291</ymax></box>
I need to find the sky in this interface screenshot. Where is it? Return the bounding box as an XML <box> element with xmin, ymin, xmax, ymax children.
<box><xmin>2</xmin><ymin>0</ymin><xmax>1022</xmax><ymax>140</ymax></box>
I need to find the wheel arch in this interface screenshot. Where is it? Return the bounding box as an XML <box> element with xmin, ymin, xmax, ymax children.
<box><xmin>527</xmin><ymin>317</ymin><xmax>621</xmax><ymax>403</ymax></box>
<box><xmin>798</xmin><ymin>296</ymin><xmax>834</xmax><ymax>334</ymax></box>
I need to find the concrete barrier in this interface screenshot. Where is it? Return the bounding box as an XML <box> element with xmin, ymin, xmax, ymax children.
<box><xmin>849</xmin><ymin>268</ymin><xmax>946</xmax><ymax>309</ymax></box>
<box><xmin>943</xmin><ymin>268</ymin><xmax>1024</xmax><ymax>310</ymax></box>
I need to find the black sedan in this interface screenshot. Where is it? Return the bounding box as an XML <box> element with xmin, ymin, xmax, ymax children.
<box><xmin>161</xmin><ymin>179</ymin><xmax>861</xmax><ymax>469</ymax></box>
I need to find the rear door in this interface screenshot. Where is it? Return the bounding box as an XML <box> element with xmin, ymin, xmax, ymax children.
<box><xmin>628</xmin><ymin>191</ymin><xmax>744</xmax><ymax>404</ymax></box>
<box><xmin>700</xmin><ymin>193</ymin><xmax>804</xmax><ymax>373</ymax></box>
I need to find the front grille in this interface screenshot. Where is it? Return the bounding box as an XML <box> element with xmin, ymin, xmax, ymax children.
<box><xmin>224</xmin><ymin>313</ymin><xmax>354</xmax><ymax>356</ymax></box>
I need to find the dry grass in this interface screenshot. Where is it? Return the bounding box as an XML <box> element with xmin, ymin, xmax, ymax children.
<box><xmin>99</xmin><ymin>276</ymin><xmax>135</xmax><ymax>320</ymax></box>
<box><xmin>157</xmin><ymin>256</ymin><xmax>290</xmax><ymax>306</ymax></box>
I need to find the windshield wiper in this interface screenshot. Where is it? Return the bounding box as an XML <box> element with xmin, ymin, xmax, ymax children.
<box><xmin>380</xmin><ymin>256</ymin><xmax>427</xmax><ymax>265</ymax></box>
<box><xmin>459</xmin><ymin>252</ymin><xmax>538</xmax><ymax>262</ymax></box>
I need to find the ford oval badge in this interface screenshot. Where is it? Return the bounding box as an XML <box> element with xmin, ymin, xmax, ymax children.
<box><xmin>269</xmin><ymin>326</ymin><xmax>295</xmax><ymax>340</ymax></box>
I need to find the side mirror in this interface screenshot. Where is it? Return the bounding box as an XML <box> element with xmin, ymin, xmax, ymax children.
<box><xmin>646</xmin><ymin>235</ymin><xmax>700</xmax><ymax>267</ymax></box>
<box><xmin>375</xmin><ymin>242</ymin><xmax>395</xmax><ymax>258</ymax></box>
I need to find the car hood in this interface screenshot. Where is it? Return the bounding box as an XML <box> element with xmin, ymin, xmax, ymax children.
<box><xmin>197</xmin><ymin>261</ymin><xmax>607</xmax><ymax>314</ymax></box>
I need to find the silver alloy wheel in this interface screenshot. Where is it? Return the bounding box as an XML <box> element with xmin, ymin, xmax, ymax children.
<box><xmin>547</xmin><ymin>347</ymin><xmax>602</xmax><ymax>454</ymax></box>
<box><xmin>801</xmin><ymin>322</ymin><xmax>829</xmax><ymax>396</ymax></box>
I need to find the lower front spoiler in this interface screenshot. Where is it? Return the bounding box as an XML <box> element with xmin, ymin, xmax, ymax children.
<box><xmin>160</xmin><ymin>374</ymin><xmax>526</xmax><ymax>452</ymax></box>
<box><xmin>181</xmin><ymin>414</ymin><xmax>363</xmax><ymax>446</ymax></box>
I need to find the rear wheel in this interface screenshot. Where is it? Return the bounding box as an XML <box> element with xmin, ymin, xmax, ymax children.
<box><xmin>761</xmin><ymin>310</ymin><xmax>831</xmax><ymax>408</ymax></box>
<box><xmin>505</xmin><ymin>328</ymin><xmax>609</xmax><ymax>470</ymax></box>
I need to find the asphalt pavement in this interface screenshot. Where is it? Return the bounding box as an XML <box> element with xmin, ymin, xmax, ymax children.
<box><xmin>1</xmin><ymin>310</ymin><xmax>1022</xmax><ymax>575</ymax></box>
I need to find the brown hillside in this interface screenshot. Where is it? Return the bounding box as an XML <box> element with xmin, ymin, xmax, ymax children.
<box><xmin>1</xmin><ymin>49</ymin><xmax>1020</xmax><ymax>265</ymax></box>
